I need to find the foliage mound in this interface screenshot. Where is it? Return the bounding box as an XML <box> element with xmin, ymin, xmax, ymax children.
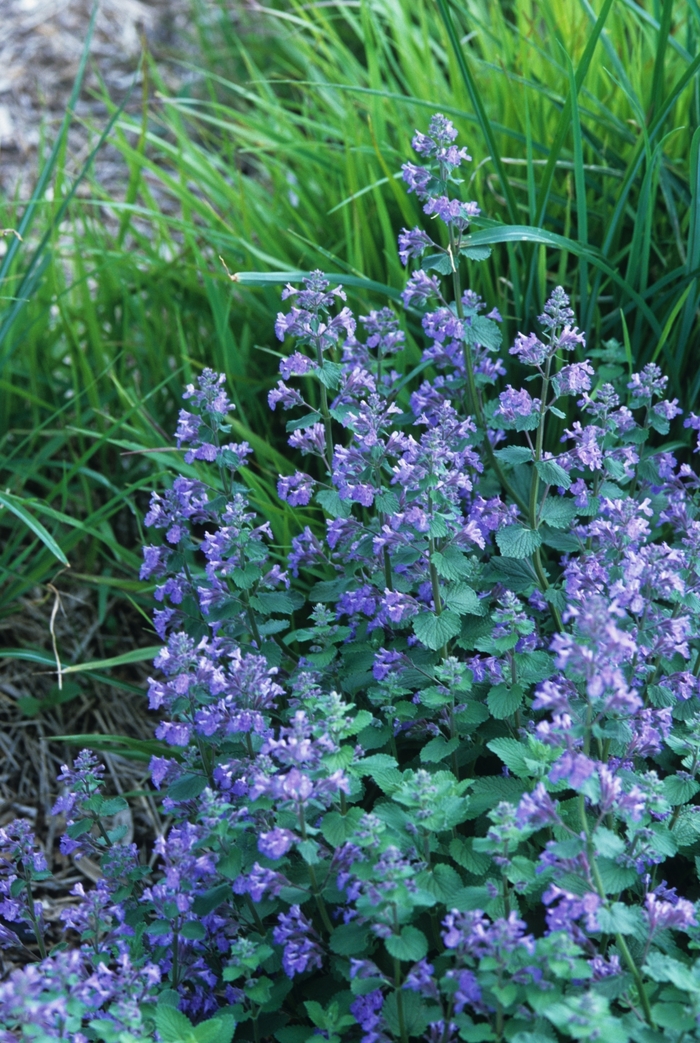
<box><xmin>3</xmin><ymin>114</ymin><xmax>700</xmax><ymax>1043</ymax></box>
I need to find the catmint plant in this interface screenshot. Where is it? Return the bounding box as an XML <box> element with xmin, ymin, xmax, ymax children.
<box><xmin>4</xmin><ymin>114</ymin><xmax>700</xmax><ymax>1043</ymax></box>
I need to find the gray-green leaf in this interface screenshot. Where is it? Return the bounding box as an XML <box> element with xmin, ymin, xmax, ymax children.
<box><xmin>413</xmin><ymin>610</ymin><xmax>462</xmax><ymax>650</ymax></box>
<box><xmin>496</xmin><ymin>525</ymin><xmax>542</xmax><ymax>559</ymax></box>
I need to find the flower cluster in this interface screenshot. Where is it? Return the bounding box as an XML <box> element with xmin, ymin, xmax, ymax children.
<box><xmin>3</xmin><ymin>114</ymin><xmax>700</xmax><ymax>1043</ymax></box>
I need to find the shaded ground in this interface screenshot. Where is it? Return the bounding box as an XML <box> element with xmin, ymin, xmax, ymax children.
<box><xmin>0</xmin><ymin>0</ymin><xmax>193</xmax><ymax>198</ymax></box>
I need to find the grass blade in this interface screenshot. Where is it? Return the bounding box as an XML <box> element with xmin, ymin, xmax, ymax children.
<box><xmin>0</xmin><ymin>491</ymin><xmax>69</xmax><ymax>565</ymax></box>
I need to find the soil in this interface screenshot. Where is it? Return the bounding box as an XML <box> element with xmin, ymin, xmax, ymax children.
<box><xmin>0</xmin><ymin>0</ymin><xmax>194</xmax><ymax>198</ymax></box>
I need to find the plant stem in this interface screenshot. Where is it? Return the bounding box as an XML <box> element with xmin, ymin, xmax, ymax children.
<box><xmin>23</xmin><ymin>875</ymin><xmax>46</xmax><ymax>959</ymax></box>
<box><xmin>393</xmin><ymin>957</ymin><xmax>409</xmax><ymax>1043</ymax></box>
<box><xmin>315</xmin><ymin>335</ymin><xmax>335</xmax><ymax>469</ymax></box>
<box><xmin>578</xmin><ymin>794</ymin><xmax>656</xmax><ymax>1028</ymax></box>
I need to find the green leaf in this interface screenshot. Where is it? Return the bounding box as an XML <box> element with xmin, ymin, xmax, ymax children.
<box><xmin>61</xmin><ymin>646</ymin><xmax>161</xmax><ymax>675</ymax></box>
<box><xmin>663</xmin><ymin>775</ymin><xmax>700</xmax><ymax>805</ymax></box>
<box><xmin>309</xmin><ymin>577</ymin><xmax>351</xmax><ymax>602</ymax></box>
<box><xmin>250</xmin><ymin>592</ymin><xmax>295</xmax><ymax>614</ymax></box>
<box><xmin>412</xmin><ymin>610</ymin><xmax>462</xmax><ymax>650</ymax></box>
<box><xmin>99</xmin><ymin>797</ymin><xmax>128</xmax><ymax>816</ymax></box>
<box><xmin>595</xmin><ymin>903</ymin><xmax>643</xmax><ymax>936</ymax></box>
<box><xmin>420</xmin><ymin>735</ymin><xmax>460</xmax><ymax>763</ymax></box>
<box><xmin>180</xmin><ymin>921</ymin><xmax>207</xmax><ymax>940</ymax></box>
<box><xmin>286</xmin><ymin>411</ymin><xmax>321</xmax><ymax>433</ymax></box>
<box><xmin>644</xmin><ymin>953</ymin><xmax>700</xmax><ymax>993</ymax></box>
<box><xmin>460</xmin><ymin>245</ymin><xmax>492</xmax><ymax>261</ymax></box>
<box><xmin>217</xmin><ymin>849</ymin><xmax>242</xmax><ymax>880</ymax></box>
<box><xmin>0</xmin><ymin>491</ymin><xmax>69</xmax><ymax>565</ymax></box>
<box><xmin>316</xmin><ymin>489</ymin><xmax>352</xmax><ymax>518</ymax></box>
<box><xmin>487</xmin><ymin>683</ymin><xmax>524</xmax><ymax>719</ymax></box>
<box><xmin>375</xmin><ymin>490</ymin><xmax>401</xmax><ymax>514</ymax></box>
<box><xmin>167</xmin><ymin>774</ymin><xmax>208</xmax><ymax>801</ymax></box>
<box><xmin>385</xmin><ymin>925</ymin><xmax>428</xmax><ymax>962</ymax></box>
<box><xmin>195</xmin><ymin>1015</ymin><xmax>235</xmax><ymax>1043</ymax></box>
<box><xmin>316</xmin><ymin>362</ymin><xmax>345</xmax><ymax>389</ymax></box>
<box><xmin>596</xmin><ymin>858</ymin><xmax>639</xmax><ymax>893</ymax></box>
<box><xmin>539</xmin><ymin>499</ymin><xmax>578</xmax><ymax>529</ymax></box>
<box><xmin>351</xmin><ymin>755</ymin><xmax>402</xmax><ymax>793</ymax></box>
<box><xmin>383</xmin><ymin>990</ymin><xmax>431</xmax><ymax>1038</ymax></box>
<box><xmin>496</xmin><ymin>525</ymin><xmax>542</xmax><ymax>559</ymax></box>
<box><xmin>534</xmin><ymin>460</ymin><xmax>572</xmax><ymax>490</ymax></box>
<box><xmin>423</xmin><ymin>251</ymin><xmax>453</xmax><ymax>274</ymax></box>
<box><xmin>513</xmin><ymin>651</ymin><xmax>554</xmax><ymax>683</ymax></box>
<box><xmin>443</xmin><ymin>582</ymin><xmax>482</xmax><ymax>616</ymax></box>
<box><xmin>493</xmin><ymin>446</ymin><xmax>533</xmax><ymax>465</ymax></box>
<box><xmin>156</xmin><ymin>1005</ymin><xmax>197</xmax><ymax>1043</ymax></box>
<box><xmin>466</xmin><ymin>315</ymin><xmax>502</xmax><ymax>351</ymax></box>
<box><xmin>449</xmin><ymin>837</ymin><xmax>492</xmax><ymax>875</ymax></box>
<box><xmin>431</xmin><ymin>546</ymin><xmax>471</xmax><ymax>580</ymax></box>
<box><xmin>487</xmin><ymin>738</ymin><xmax>531</xmax><ymax>777</ymax></box>
<box><xmin>329</xmin><ymin>920</ymin><xmax>371</xmax><ymax>956</ymax></box>
<box><xmin>192</xmin><ymin>883</ymin><xmax>232</xmax><ymax>916</ymax></box>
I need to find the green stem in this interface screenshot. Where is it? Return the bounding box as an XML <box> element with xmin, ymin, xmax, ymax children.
<box><xmin>428</xmin><ymin>537</ymin><xmax>442</xmax><ymax>616</ymax></box>
<box><xmin>393</xmin><ymin>957</ymin><xmax>409</xmax><ymax>1043</ymax></box>
<box><xmin>23</xmin><ymin>875</ymin><xmax>46</xmax><ymax>959</ymax></box>
<box><xmin>171</xmin><ymin>922</ymin><xmax>180</xmax><ymax>987</ymax></box>
<box><xmin>579</xmin><ymin>795</ymin><xmax>656</xmax><ymax>1028</ymax></box>
<box><xmin>315</xmin><ymin>335</ymin><xmax>335</xmax><ymax>470</ymax></box>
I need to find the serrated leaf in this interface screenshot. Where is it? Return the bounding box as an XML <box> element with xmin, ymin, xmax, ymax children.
<box><xmin>467</xmin><ymin>315</ymin><xmax>502</xmax><ymax>350</ymax></box>
<box><xmin>487</xmin><ymin>683</ymin><xmax>524</xmax><ymax>719</ymax></box>
<box><xmin>98</xmin><ymin>796</ymin><xmax>128</xmax><ymax>816</ymax></box>
<box><xmin>449</xmin><ymin>836</ymin><xmax>492</xmax><ymax>875</ymax></box>
<box><xmin>217</xmin><ymin>849</ymin><xmax>242</xmax><ymax>880</ymax></box>
<box><xmin>644</xmin><ymin>953</ymin><xmax>699</xmax><ymax>992</ymax></box>
<box><xmin>375</xmin><ymin>490</ymin><xmax>400</xmax><ymax>514</ymax></box>
<box><xmin>465</xmin><ymin>776</ymin><xmax>526</xmax><ymax>819</ymax></box>
<box><xmin>487</xmin><ymin>738</ymin><xmax>531</xmax><ymax>777</ymax></box>
<box><xmin>329</xmin><ymin>920</ymin><xmax>371</xmax><ymax>956</ymax></box>
<box><xmin>351</xmin><ymin>755</ymin><xmax>402</xmax><ymax>793</ymax></box>
<box><xmin>316</xmin><ymin>362</ymin><xmax>344</xmax><ymax>389</ymax></box>
<box><xmin>535</xmin><ymin>459</ymin><xmax>572</xmax><ymax>490</ymax></box>
<box><xmin>595</xmin><ymin>903</ymin><xmax>643</xmax><ymax>936</ymax></box>
<box><xmin>420</xmin><ymin>735</ymin><xmax>460</xmax><ymax>763</ymax></box>
<box><xmin>385</xmin><ymin>925</ymin><xmax>428</xmax><ymax>962</ymax></box>
<box><xmin>330</xmin><ymin>403</ymin><xmax>357</xmax><ymax>426</ymax></box>
<box><xmin>461</xmin><ymin>245</ymin><xmax>492</xmax><ymax>261</ymax></box>
<box><xmin>167</xmin><ymin>774</ymin><xmax>208</xmax><ymax>801</ymax></box>
<box><xmin>180</xmin><ymin>921</ymin><xmax>207</xmax><ymax>940</ymax></box>
<box><xmin>496</xmin><ymin>525</ymin><xmax>542</xmax><ymax>559</ymax></box>
<box><xmin>231</xmin><ymin>563</ymin><xmax>262</xmax><ymax>589</ymax></box>
<box><xmin>286</xmin><ymin>412</ymin><xmax>321</xmax><ymax>433</ymax></box>
<box><xmin>309</xmin><ymin>577</ymin><xmax>351</xmax><ymax>602</ymax></box>
<box><xmin>431</xmin><ymin>546</ymin><xmax>471</xmax><ymax>580</ymax></box>
<box><xmin>593</xmin><ymin>827</ymin><xmax>625</xmax><ymax>859</ymax></box>
<box><xmin>493</xmin><ymin>446</ymin><xmax>533</xmax><ymax>465</ymax></box>
<box><xmin>315</xmin><ymin>489</ymin><xmax>352</xmax><ymax>518</ymax></box>
<box><xmin>513</xmin><ymin>650</ymin><xmax>554</xmax><ymax>683</ymax></box>
<box><xmin>195</xmin><ymin>1016</ymin><xmax>235</xmax><ymax>1043</ymax></box>
<box><xmin>539</xmin><ymin>498</ymin><xmax>578</xmax><ymax>529</ymax></box>
<box><xmin>443</xmin><ymin>583</ymin><xmax>482</xmax><ymax>615</ymax></box>
<box><xmin>412</xmin><ymin>610</ymin><xmax>462</xmax><ymax>650</ymax></box>
<box><xmin>250</xmin><ymin>592</ymin><xmax>295</xmax><ymax>615</ymax></box>
<box><xmin>596</xmin><ymin>858</ymin><xmax>639</xmax><ymax>893</ymax></box>
<box><xmin>423</xmin><ymin>251</ymin><xmax>453</xmax><ymax>274</ymax></box>
<box><xmin>155</xmin><ymin>1006</ymin><xmax>196</xmax><ymax>1043</ymax></box>
<box><xmin>663</xmin><ymin>775</ymin><xmax>700</xmax><ymax>805</ymax></box>
<box><xmin>383</xmin><ymin>990</ymin><xmax>431</xmax><ymax>1037</ymax></box>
